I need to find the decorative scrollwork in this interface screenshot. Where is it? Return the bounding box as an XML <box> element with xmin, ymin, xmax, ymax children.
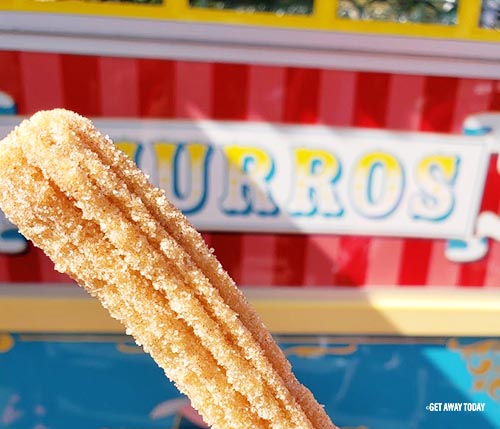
<box><xmin>448</xmin><ymin>338</ymin><xmax>500</xmax><ymax>400</ymax></box>
<box><xmin>0</xmin><ymin>333</ymin><xmax>14</xmax><ymax>353</ymax></box>
<box><xmin>284</xmin><ymin>343</ymin><xmax>358</xmax><ymax>357</ymax></box>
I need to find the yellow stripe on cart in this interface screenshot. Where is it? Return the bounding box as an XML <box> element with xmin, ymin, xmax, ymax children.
<box><xmin>1</xmin><ymin>0</ymin><xmax>499</xmax><ymax>42</ymax></box>
<box><xmin>1</xmin><ymin>286</ymin><xmax>499</xmax><ymax>336</ymax></box>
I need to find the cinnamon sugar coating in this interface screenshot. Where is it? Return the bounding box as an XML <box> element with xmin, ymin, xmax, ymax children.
<box><xmin>0</xmin><ymin>109</ymin><xmax>336</xmax><ymax>429</ymax></box>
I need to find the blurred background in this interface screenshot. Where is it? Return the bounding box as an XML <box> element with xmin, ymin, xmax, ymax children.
<box><xmin>0</xmin><ymin>1</ymin><xmax>499</xmax><ymax>428</ymax></box>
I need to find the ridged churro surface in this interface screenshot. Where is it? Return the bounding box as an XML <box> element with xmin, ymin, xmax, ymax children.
<box><xmin>0</xmin><ymin>109</ymin><xmax>336</xmax><ymax>429</ymax></box>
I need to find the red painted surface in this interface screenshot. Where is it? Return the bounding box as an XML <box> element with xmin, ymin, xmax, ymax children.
<box><xmin>138</xmin><ymin>58</ymin><xmax>176</xmax><ymax>118</ymax></box>
<box><xmin>1</xmin><ymin>51</ymin><xmax>499</xmax><ymax>287</ymax></box>
<box><xmin>61</xmin><ymin>54</ymin><xmax>102</xmax><ymax>116</ymax></box>
<box><xmin>0</xmin><ymin>51</ymin><xmax>25</xmax><ymax>114</ymax></box>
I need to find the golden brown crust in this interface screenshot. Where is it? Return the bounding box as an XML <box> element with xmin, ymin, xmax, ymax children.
<box><xmin>0</xmin><ymin>109</ymin><xmax>336</xmax><ymax>429</ymax></box>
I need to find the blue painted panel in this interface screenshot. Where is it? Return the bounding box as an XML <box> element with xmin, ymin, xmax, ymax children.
<box><xmin>0</xmin><ymin>334</ymin><xmax>498</xmax><ymax>429</ymax></box>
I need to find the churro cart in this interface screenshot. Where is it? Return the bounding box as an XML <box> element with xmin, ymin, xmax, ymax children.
<box><xmin>0</xmin><ymin>1</ymin><xmax>499</xmax><ymax>428</ymax></box>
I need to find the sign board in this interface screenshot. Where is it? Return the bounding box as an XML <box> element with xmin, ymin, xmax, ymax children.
<box><xmin>0</xmin><ymin>117</ymin><xmax>490</xmax><ymax>241</ymax></box>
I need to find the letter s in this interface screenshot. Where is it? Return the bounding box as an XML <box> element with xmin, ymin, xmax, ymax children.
<box><xmin>411</xmin><ymin>155</ymin><xmax>459</xmax><ymax>221</ymax></box>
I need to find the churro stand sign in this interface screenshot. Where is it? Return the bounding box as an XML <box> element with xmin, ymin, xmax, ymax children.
<box><xmin>0</xmin><ymin>118</ymin><xmax>489</xmax><ymax>240</ymax></box>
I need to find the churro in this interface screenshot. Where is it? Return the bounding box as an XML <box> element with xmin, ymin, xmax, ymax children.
<box><xmin>0</xmin><ymin>109</ymin><xmax>336</xmax><ymax>429</ymax></box>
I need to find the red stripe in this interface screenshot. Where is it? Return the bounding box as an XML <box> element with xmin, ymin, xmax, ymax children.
<box><xmin>385</xmin><ymin>74</ymin><xmax>425</xmax><ymax>130</ymax></box>
<box><xmin>0</xmin><ymin>256</ymin><xmax>10</xmax><ymax>282</ymax></box>
<box><xmin>284</xmin><ymin>68</ymin><xmax>358</xmax><ymax>286</ymax></box>
<box><xmin>365</xmin><ymin>74</ymin><xmax>425</xmax><ymax>286</ymax></box>
<box><xmin>278</xmin><ymin>66</ymin><xmax>321</xmax><ymax>284</ymax></box>
<box><xmin>209</xmin><ymin>233</ymin><xmax>243</xmax><ymax>284</ymax></box>
<box><xmin>431</xmin><ymin>78</ymin><xmax>492</xmax><ymax>286</ymax></box>
<box><xmin>312</xmin><ymin>70</ymin><xmax>356</xmax><ymax>286</ymax></box>
<box><xmin>479</xmin><ymin>157</ymin><xmax>500</xmax><ymax>213</ymax></box>
<box><xmin>176</xmin><ymin>62</ymin><xmax>216</xmax><ymax>280</ymax></box>
<box><xmin>186</xmin><ymin>61</ymin><xmax>214</xmax><ymax>260</ymax></box>
<box><xmin>183</xmin><ymin>44</ymin><xmax>212</xmax><ymax>251</ymax></box>
<box><xmin>483</xmin><ymin>80</ymin><xmax>500</xmax><ymax>287</ymax></box>
<box><xmin>353</xmin><ymin>71</ymin><xmax>391</xmax><ymax>128</ymax></box>
<box><xmin>419</xmin><ymin>76</ymin><xmax>459</xmax><ymax>132</ymax></box>
<box><xmin>451</xmin><ymin>78</ymin><xmax>494</xmax><ymax>132</ymax></box>
<box><xmin>457</xmin><ymin>261</ymin><xmax>489</xmax><ymax>288</ymax></box>
<box><xmin>489</xmin><ymin>80</ymin><xmax>500</xmax><ymax>110</ymax></box>
<box><xmin>337</xmin><ymin>71</ymin><xmax>392</xmax><ymax>286</ymax></box>
<box><xmin>318</xmin><ymin>69</ymin><xmax>357</xmax><ymax>126</ymax></box>
<box><xmin>6</xmin><ymin>243</ymin><xmax>43</xmax><ymax>282</ymax></box>
<box><xmin>41</xmin><ymin>266</ymin><xmax>73</xmax><ymax>283</ymax></box>
<box><xmin>205</xmin><ymin>63</ymin><xmax>250</xmax><ymax>283</ymax></box>
<box><xmin>0</xmin><ymin>51</ymin><xmax>26</xmax><ymax>114</ymax></box>
<box><xmin>272</xmin><ymin>234</ymin><xmax>307</xmax><ymax>286</ymax></box>
<box><xmin>137</xmin><ymin>58</ymin><xmax>175</xmax><ymax>118</ymax></box>
<box><xmin>426</xmin><ymin>240</ymin><xmax>459</xmax><ymax>286</ymax></box>
<box><xmin>19</xmin><ymin>52</ymin><xmax>64</xmax><ymax>114</ymax></box>
<box><xmin>99</xmin><ymin>57</ymin><xmax>139</xmax><ymax>117</ymax></box>
<box><xmin>283</xmin><ymin>67</ymin><xmax>320</xmax><ymax>123</ymax></box>
<box><xmin>174</xmin><ymin>61</ymin><xmax>212</xmax><ymax>119</ymax></box>
<box><xmin>427</xmin><ymin>79</ymin><xmax>493</xmax><ymax>286</ymax></box>
<box><xmin>200</xmin><ymin>232</ymin><xmax>213</xmax><ymax>248</ymax></box>
<box><xmin>240</xmin><ymin>65</ymin><xmax>285</xmax><ymax>286</ymax></box>
<box><xmin>366</xmin><ymin>237</ymin><xmax>403</xmax><ymax>286</ymax></box>
<box><xmin>61</xmin><ymin>54</ymin><xmax>101</xmax><ymax>116</ymax></box>
<box><xmin>457</xmin><ymin>156</ymin><xmax>500</xmax><ymax>287</ymax></box>
<box><xmin>484</xmin><ymin>242</ymin><xmax>500</xmax><ymax>287</ymax></box>
<box><xmin>334</xmin><ymin>236</ymin><xmax>370</xmax><ymax>286</ymax></box>
<box><xmin>397</xmin><ymin>75</ymin><xmax>459</xmax><ymax>286</ymax></box>
<box><xmin>397</xmin><ymin>238</ymin><xmax>433</xmax><ymax>285</ymax></box>
<box><xmin>211</xmin><ymin>63</ymin><xmax>249</xmax><ymax>120</ymax></box>
<box><xmin>303</xmin><ymin>235</ymin><xmax>341</xmax><ymax>286</ymax></box>
<box><xmin>304</xmin><ymin>70</ymin><xmax>356</xmax><ymax>286</ymax></box>
<box><xmin>240</xmin><ymin>234</ymin><xmax>277</xmax><ymax>286</ymax></box>
<box><xmin>247</xmin><ymin>65</ymin><xmax>285</xmax><ymax>122</ymax></box>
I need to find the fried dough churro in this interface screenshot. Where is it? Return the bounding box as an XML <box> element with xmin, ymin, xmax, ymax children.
<box><xmin>0</xmin><ymin>109</ymin><xmax>336</xmax><ymax>429</ymax></box>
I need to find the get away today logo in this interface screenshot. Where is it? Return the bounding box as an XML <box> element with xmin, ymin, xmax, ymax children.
<box><xmin>0</xmin><ymin>114</ymin><xmax>499</xmax><ymax>263</ymax></box>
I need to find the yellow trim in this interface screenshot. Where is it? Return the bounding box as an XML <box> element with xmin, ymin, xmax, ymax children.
<box><xmin>0</xmin><ymin>0</ymin><xmax>172</xmax><ymax>20</ymax></box>
<box><xmin>254</xmin><ymin>288</ymin><xmax>500</xmax><ymax>336</ymax></box>
<box><xmin>0</xmin><ymin>286</ymin><xmax>499</xmax><ymax>336</ymax></box>
<box><xmin>456</xmin><ymin>0</ymin><xmax>481</xmax><ymax>38</ymax></box>
<box><xmin>0</xmin><ymin>293</ymin><xmax>122</xmax><ymax>333</ymax></box>
<box><xmin>1</xmin><ymin>0</ymin><xmax>499</xmax><ymax>42</ymax></box>
<box><xmin>0</xmin><ymin>333</ymin><xmax>14</xmax><ymax>353</ymax></box>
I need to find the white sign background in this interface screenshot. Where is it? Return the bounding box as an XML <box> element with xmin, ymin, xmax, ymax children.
<box><xmin>0</xmin><ymin>117</ymin><xmax>491</xmax><ymax>240</ymax></box>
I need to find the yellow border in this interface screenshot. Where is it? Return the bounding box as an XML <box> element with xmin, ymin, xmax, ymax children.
<box><xmin>1</xmin><ymin>286</ymin><xmax>499</xmax><ymax>336</ymax></box>
<box><xmin>0</xmin><ymin>0</ymin><xmax>175</xmax><ymax>20</ymax></box>
<box><xmin>1</xmin><ymin>0</ymin><xmax>499</xmax><ymax>42</ymax></box>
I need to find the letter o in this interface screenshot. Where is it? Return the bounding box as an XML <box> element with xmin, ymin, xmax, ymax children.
<box><xmin>351</xmin><ymin>152</ymin><xmax>404</xmax><ymax>218</ymax></box>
